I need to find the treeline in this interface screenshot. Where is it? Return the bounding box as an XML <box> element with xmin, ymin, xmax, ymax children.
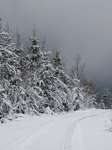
<box><xmin>0</xmin><ymin>19</ymin><xmax>97</xmax><ymax>120</ymax></box>
<box><xmin>98</xmin><ymin>89</ymin><xmax>112</xmax><ymax>109</ymax></box>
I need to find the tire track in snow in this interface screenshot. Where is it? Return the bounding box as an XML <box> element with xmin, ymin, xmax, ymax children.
<box><xmin>5</xmin><ymin>120</ymin><xmax>56</xmax><ymax>150</ymax></box>
<box><xmin>62</xmin><ymin>111</ymin><xmax>111</xmax><ymax>150</ymax></box>
<box><xmin>5</xmin><ymin>111</ymin><xmax>110</xmax><ymax>150</ymax></box>
<box><xmin>62</xmin><ymin>114</ymin><xmax>99</xmax><ymax>150</ymax></box>
<box><xmin>6</xmin><ymin>114</ymin><xmax>77</xmax><ymax>150</ymax></box>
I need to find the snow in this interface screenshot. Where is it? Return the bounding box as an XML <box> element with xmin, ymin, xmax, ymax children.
<box><xmin>0</xmin><ymin>109</ymin><xmax>112</xmax><ymax>150</ymax></box>
<box><xmin>81</xmin><ymin>111</ymin><xmax>112</xmax><ymax>150</ymax></box>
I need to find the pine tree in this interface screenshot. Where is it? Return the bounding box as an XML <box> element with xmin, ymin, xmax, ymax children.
<box><xmin>0</xmin><ymin>84</ymin><xmax>12</xmax><ymax>118</ymax></box>
<box><xmin>83</xmin><ymin>80</ymin><xmax>97</xmax><ymax>108</ymax></box>
<box><xmin>14</xmin><ymin>26</ymin><xmax>24</xmax><ymax>56</ymax></box>
<box><xmin>71</xmin><ymin>79</ymin><xmax>85</xmax><ymax>110</ymax></box>
<box><xmin>21</xmin><ymin>26</ymin><xmax>44</xmax><ymax>114</ymax></box>
<box><xmin>102</xmin><ymin>89</ymin><xmax>112</xmax><ymax>109</ymax></box>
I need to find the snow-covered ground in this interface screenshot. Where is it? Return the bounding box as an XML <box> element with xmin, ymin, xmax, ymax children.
<box><xmin>0</xmin><ymin>109</ymin><xmax>112</xmax><ymax>150</ymax></box>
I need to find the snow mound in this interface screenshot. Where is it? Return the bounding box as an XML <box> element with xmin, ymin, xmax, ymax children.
<box><xmin>44</xmin><ymin>107</ymin><xmax>54</xmax><ymax>115</ymax></box>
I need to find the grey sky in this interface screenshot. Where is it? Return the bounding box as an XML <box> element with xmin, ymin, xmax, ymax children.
<box><xmin>0</xmin><ymin>0</ymin><xmax>112</xmax><ymax>96</ymax></box>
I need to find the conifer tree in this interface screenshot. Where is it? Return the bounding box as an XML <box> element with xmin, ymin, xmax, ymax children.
<box><xmin>102</xmin><ymin>89</ymin><xmax>112</xmax><ymax>109</ymax></box>
<box><xmin>14</xmin><ymin>26</ymin><xmax>24</xmax><ymax>56</ymax></box>
<box><xmin>0</xmin><ymin>84</ymin><xmax>12</xmax><ymax>118</ymax></box>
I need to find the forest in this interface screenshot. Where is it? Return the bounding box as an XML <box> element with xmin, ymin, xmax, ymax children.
<box><xmin>0</xmin><ymin>19</ymin><xmax>112</xmax><ymax>121</ymax></box>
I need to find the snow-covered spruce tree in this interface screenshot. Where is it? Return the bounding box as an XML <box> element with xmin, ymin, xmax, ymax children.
<box><xmin>51</xmin><ymin>49</ymin><xmax>64</xmax><ymax>69</ymax></box>
<box><xmin>8</xmin><ymin>75</ymin><xmax>27</xmax><ymax>114</ymax></box>
<box><xmin>0</xmin><ymin>19</ymin><xmax>17</xmax><ymax>82</ymax></box>
<box><xmin>0</xmin><ymin>21</ymin><xmax>11</xmax><ymax>47</ymax></box>
<box><xmin>14</xmin><ymin>26</ymin><xmax>24</xmax><ymax>56</ymax></box>
<box><xmin>42</xmin><ymin>38</ymin><xmax>46</xmax><ymax>51</ymax></box>
<box><xmin>70</xmin><ymin>54</ymin><xmax>97</xmax><ymax>109</ymax></box>
<box><xmin>51</xmin><ymin>49</ymin><xmax>69</xmax><ymax>85</ymax></box>
<box><xmin>0</xmin><ymin>19</ymin><xmax>16</xmax><ymax>92</ymax></box>
<box><xmin>20</xmin><ymin>28</ymin><xmax>44</xmax><ymax>114</ymax></box>
<box><xmin>28</xmin><ymin>41</ymin><xmax>72</xmax><ymax>113</ymax></box>
<box><xmin>69</xmin><ymin>62</ymin><xmax>85</xmax><ymax>110</ymax></box>
<box><xmin>37</xmin><ymin>63</ymin><xmax>68</xmax><ymax>112</ymax></box>
<box><xmin>51</xmin><ymin>49</ymin><xmax>72</xmax><ymax>111</ymax></box>
<box><xmin>102</xmin><ymin>89</ymin><xmax>112</xmax><ymax>109</ymax></box>
<box><xmin>82</xmin><ymin>80</ymin><xmax>97</xmax><ymax>108</ymax></box>
<box><xmin>0</xmin><ymin>84</ymin><xmax>12</xmax><ymax>119</ymax></box>
<box><xmin>71</xmin><ymin>78</ymin><xmax>85</xmax><ymax>110</ymax></box>
<box><xmin>33</xmin><ymin>47</ymin><xmax>60</xmax><ymax>112</ymax></box>
<box><xmin>71</xmin><ymin>76</ymin><xmax>97</xmax><ymax>110</ymax></box>
<box><xmin>0</xmin><ymin>19</ymin><xmax>26</xmax><ymax>115</ymax></box>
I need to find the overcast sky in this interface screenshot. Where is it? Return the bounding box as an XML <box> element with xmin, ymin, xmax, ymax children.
<box><xmin>1</xmin><ymin>0</ymin><xmax>112</xmax><ymax>96</ymax></box>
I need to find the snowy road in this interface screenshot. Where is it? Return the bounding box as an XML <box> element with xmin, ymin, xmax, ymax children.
<box><xmin>0</xmin><ymin>109</ymin><xmax>112</xmax><ymax>150</ymax></box>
